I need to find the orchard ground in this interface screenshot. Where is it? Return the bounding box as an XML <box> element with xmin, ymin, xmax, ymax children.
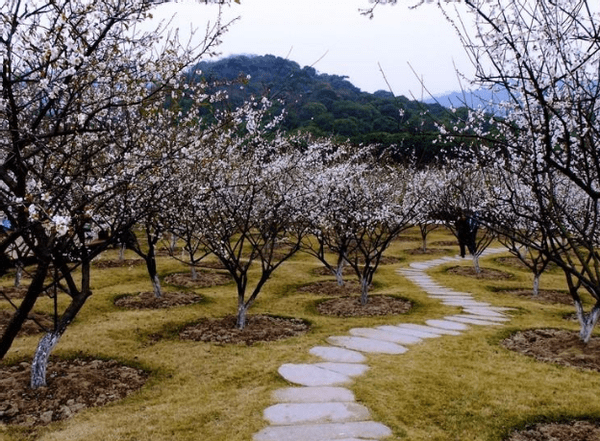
<box><xmin>1</xmin><ymin>227</ymin><xmax>600</xmax><ymax>441</ymax></box>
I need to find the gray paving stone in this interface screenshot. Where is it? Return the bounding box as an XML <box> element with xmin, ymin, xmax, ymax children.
<box><xmin>394</xmin><ymin>323</ymin><xmax>461</xmax><ymax>336</ymax></box>
<box><xmin>454</xmin><ymin>314</ymin><xmax>509</xmax><ymax>322</ymax></box>
<box><xmin>253</xmin><ymin>421</ymin><xmax>392</xmax><ymax>441</ymax></box>
<box><xmin>463</xmin><ymin>307</ymin><xmax>507</xmax><ymax>318</ymax></box>
<box><xmin>278</xmin><ymin>363</ymin><xmax>351</xmax><ymax>387</ymax></box>
<box><xmin>327</xmin><ymin>336</ymin><xmax>408</xmax><ymax>354</ymax></box>
<box><xmin>426</xmin><ymin>319</ymin><xmax>469</xmax><ymax>331</ymax></box>
<box><xmin>310</xmin><ymin>346</ymin><xmax>367</xmax><ymax>363</ymax></box>
<box><xmin>314</xmin><ymin>362</ymin><xmax>370</xmax><ymax>377</ymax></box>
<box><xmin>444</xmin><ymin>315</ymin><xmax>502</xmax><ymax>326</ymax></box>
<box><xmin>263</xmin><ymin>402</ymin><xmax>371</xmax><ymax>425</ymax></box>
<box><xmin>350</xmin><ymin>327</ymin><xmax>423</xmax><ymax>345</ymax></box>
<box><xmin>378</xmin><ymin>325</ymin><xmax>442</xmax><ymax>339</ymax></box>
<box><xmin>442</xmin><ymin>300</ymin><xmax>491</xmax><ymax>307</ymax></box>
<box><xmin>273</xmin><ymin>386</ymin><xmax>356</xmax><ymax>403</ymax></box>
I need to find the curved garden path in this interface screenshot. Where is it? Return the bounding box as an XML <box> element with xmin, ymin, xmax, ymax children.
<box><xmin>253</xmin><ymin>248</ymin><xmax>510</xmax><ymax>441</ymax></box>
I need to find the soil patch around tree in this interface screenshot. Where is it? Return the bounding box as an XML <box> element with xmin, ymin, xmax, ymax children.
<box><xmin>0</xmin><ymin>310</ymin><xmax>53</xmax><ymax>337</ymax></box>
<box><xmin>114</xmin><ymin>291</ymin><xmax>203</xmax><ymax>309</ymax></box>
<box><xmin>501</xmin><ymin>328</ymin><xmax>600</xmax><ymax>372</ymax></box>
<box><xmin>0</xmin><ymin>285</ymin><xmax>28</xmax><ymax>300</ymax></box>
<box><xmin>0</xmin><ymin>358</ymin><xmax>148</xmax><ymax>427</ymax></box>
<box><xmin>164</xmin><ymin>271</ymin><xmax>231</xmax><ymax>288</ymax></box>
<box><xmin>492</xmin><ymin>287</ymin><xmax>572</xmax><ymax>305</ymax></box>
<box><xmin>195</xmin><ymin>260</ymin><xmax>228</xmax><ymax>270</ymax></box>
<box><xmin>299</xmin><ymin>280</ymin><xmax>362</xmax><ymax>296</ymax></box>
<box><xmin>431</xmin><ymin>240</ymin><xmax>458</xmax><ymax>247</ymax></box>
<box><xmin>93</xmin><ymin>258</ymin><xmax>143</xmax><ymax>269</ymax></box>
<box><xmin>506</xmin><ymin>420</ymin><xmax>600</xmax><ymax>441</ymax></box>
<box><xmin>178</xmin><ymin>314</ymin><xmax>310</xmax><ymax>345</ymax></box>
<box><xmin>317</xmin><ymin>295</ymin><xmax>412</xmax><ymax>317</ymax></box>
<box><xmin>446</xmin><ymin>265</ymin><xmax>514</xmax><ymax>280</ymax></box>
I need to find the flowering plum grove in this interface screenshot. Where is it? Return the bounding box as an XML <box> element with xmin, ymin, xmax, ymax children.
<box><xmin>0</xmin><ymin>0</ymin><xmax>232</xmax><ymax>387</ymax></box>
<box><xmin>428</xmin><ymin>0</ymin><xmax>600</xmax><ymax>342</ymax></box>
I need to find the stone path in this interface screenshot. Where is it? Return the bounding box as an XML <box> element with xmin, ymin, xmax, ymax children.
<box><xmin>253</xmin><ymin>249</ymin><xmax>509</xmax><ymax>441</ymax></box>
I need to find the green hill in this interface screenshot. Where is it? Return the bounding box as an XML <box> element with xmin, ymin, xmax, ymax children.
<box><xmin>190</xmin><ymin>54</ymin><xmax>465</xmax><ymax>162</ymax></box>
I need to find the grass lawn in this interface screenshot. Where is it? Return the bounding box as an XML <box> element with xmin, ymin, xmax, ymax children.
<box><xmin>1</xmin><ymin>227</ymin><xmax>599</xmax><ymax>441</ymax></box>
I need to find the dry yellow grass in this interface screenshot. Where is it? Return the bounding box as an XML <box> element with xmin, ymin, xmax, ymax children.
<box><xmin>1</xmin><ymin>227</ymin><xmax>599</xmax><ymax>441</ymax></box>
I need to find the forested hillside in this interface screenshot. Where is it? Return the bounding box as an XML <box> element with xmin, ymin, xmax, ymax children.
<box><xmin>190</xmin><ymin>54</ymin><xmax>467</xmax><ymax>162</ymax></box>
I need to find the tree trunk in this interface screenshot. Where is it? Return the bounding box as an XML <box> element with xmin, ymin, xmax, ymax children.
<box><xmin>472</xmin><ymin>254</ymin><xmax>481</xmax><ymax>274</ymax></box>
<box><xmin>30</xmin><ymin>331</ymin><xmax>61</xmax><ymax>389</ymax></box>
<box><xmin>532</xmin><ymin>273</ymin><xmax>540</xmax><ymax>296</ymax></box>
<box><xmin>236</xmin><ymin>303</ymin><xmax>249</xmax><ymax>330</ymax></box>
<box><xmin>0</xmin><ymin>261</ymin><xmax>49</xmax><ymax>360</ymax></box>
<box><xmin>334</xmin><ymin>263</ymin><xmax>345</xmax><ymax>286</ymax></box>
<box><xmin>422</xmin><ymin>236</ymin><xmax>427</xmax><ymax>253</ymax></box>
<box><xmin>30</xmin><ymin>260</ymin><xmax>93</xmax><ymax>388</ymax></box>
<box><xmin>190</xmin><ymin>265</ymin><xmax>197</xmax><ymax>281</ymax></box>
<box><xmin>575</xmin><ymin>300</ymin><xmax>600</xmax><ymax>344</ymax></box>
<box><xmin>152</xmin><ymin>274</ymin><xmax>162</xmax><ymax>299</ymax></box>
<box><xmin>14</xmin><ymin>261</ymin><xmax>23</xmax><ymax>287</ymax></box>
<box><xmin>118</xmin><ymin>244</ymin><xmax>126</xmax><ymax>261</ymax></box>
<box><xmin>360</xmin><ymin>276</ymin><xmax>369</xmax><ymax>306</ymax></box>
<box><xmin>169</xmin><ymin>234</ymin><xmax>178</xmax><ymax>253</ymax></box>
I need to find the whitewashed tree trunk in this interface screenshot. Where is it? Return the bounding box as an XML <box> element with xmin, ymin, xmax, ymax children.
<box><xmin>532</xmin><ymin>273</ymin><xmax>540</xmax><ymax>296</ymax></box>
<box><xmin>472</xmin><ymin>254</ymin><xmax>481</xmax><ymax>274</ymax></box>
<box><xmin>575</xmin><ymin>300</ymin><xmax>600</xmax><ymax>344</ymax></box>
<box><xmin>30</xmin><ymin>331</ymin><xmax>61</xmax><ymax>389</ymax></box>
<box><xmin>14</xmin><ymin>262</ymin><xmax>23</xmax><ymax>287</ymax></box>
<box><xmin>236</xmin><ymin>303</ymin><xmax>249</xmax><ymax>330</ymax></box>
<box><xmin>169</xmin><ymin>234</ymin><xmax>178</xmax><ymax>253</ymax></box>
<box><xmin>360</xmin><ymin>277</ymin><xmax>369</xmax><ymax>306</ymax></box>
<box><xmin>118</xmin><ymin>244</ymin><xmax>126</xmax><ymax>261</ymax></box>
<box><xmin>152</xmin><ymin>274</ymin><xmax>162</xmax><ymax>299</ymax></box>
<box><xmin>191</xmin><ymin>265</ymin><xmax>198</xmax><ymax>281</ymax></box>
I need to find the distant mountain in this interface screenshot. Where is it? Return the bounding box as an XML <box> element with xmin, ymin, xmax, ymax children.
<box><xmin>187</xmin><ymin>54</ymin><xmax>468</xmax><ymax>162</ymax></box>
<box><xmin>424</xmin><ymin>88</ymin><xmax>510</xmax><ymax>114</ymax></box>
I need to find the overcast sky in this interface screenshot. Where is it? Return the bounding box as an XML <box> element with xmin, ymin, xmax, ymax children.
<box><xmin>147</xmin><ymin>0</ymin><xmax>474</xmax><ymax>99</ymax></box>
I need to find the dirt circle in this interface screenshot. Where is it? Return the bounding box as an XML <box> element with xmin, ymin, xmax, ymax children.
<box><xmin>0</xmin><ymin>285</ymin><xmax>28</xmax><ymax>300</ymax></box>
<box><xmin>506</xmin><ymin>420</ymin><xmax>600</xmax><ymax>441</ymax></box>
<box><xmin>299</xmin><ymin>279</ymin><xmax>362</xmax><ymax>296</ymax></box>
<box><xmin>0</xmin><ymin>358</ymin><xmax>148</xmax><ymax>427</ymax></box>
<box><xmin>0</xmin><ymin>310</ymin><xmax>54</xmax><ymax>336</ymax></box>
<box><xmin>179</xmin><ymin>314</ymin><xmax>310</xmax><ymax>345</ymax></box>
<box><xmin>431</xmin><ymin>240</ymin><xmax>458</xmax><ymax>247</ymax></box>
<box><xmin>446</xmin><ymin>265</ymin><xmax>514</xmax><ymax>280</ymax></box>
<box><xmin>501</xmin><ymin>328</ymin><xmax>600</xmax><ymax>371</ymax></box>
<box><xmin>317</xmin><ymin>295</ymin><xmax>412</xmax><ymax>317</ymax></box>
<box><xmin>164</xmin><ymin>271</ymin><xmax>231</xmax><ymax>288</ymax></box>
<box><xmin>93</xmin><ymin>258</ymin><xmax>143</xmax><ymax>269</ymax></box>
<box><xmin>114</xmin><ymin>291</ymin><xmax>203</xmax><ymax>309</ymax></box>
<box><xmin>494</xmin><ymin>288</ymin><xmax>572</xmax><ymax>305</ymax></box>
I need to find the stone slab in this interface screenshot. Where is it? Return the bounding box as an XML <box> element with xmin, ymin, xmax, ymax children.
<box><xmin>378</xmin><ymin>325</ymin><xmax>442</xmax><ymax>339</ymax></box>
<box><xmin>263</xmin><ymin>402</ymin><xmax>371</xmax><ymax>425</ymax></box>
<box><xmin>253</xmin><ymin>421</ymin><xmax>392</xmax><ymax>441</ymax></box>
<box><xmin>394</xmin><ymin>323</ymin><xmax>461</xmax><ymax>336</ymax></box>
<box><xmin>442</xmin><ymin>300</ymin><xmax>491</xmax><ymax>307</ymax></box>
<box><xmin>455</xmin><ymin>314</ymin><xmax>509</xmax><ymax>322</ymax></box>
<box><xmin>444</xmin><ymin>315</ymin><xmax>502</xmax><ymax>326</ymax></box>
<box><xmin>314</xmin><ymin>362</ymin><xmax>369</xmax><ymax>377</ymax></box>
<box><xmin>278</xmin><ymin>364</ymin><xmax>351</xmax><ymax>387</ymax></box>
<box><xmin>327</xmin><ymin>336</ymin><xmax>408</xmax><ymax>354</ymax></box>
<box><xmin>273</xmin><ymin>386</ymin><xmax>356</xmax><ymax>403</ymax></box>
<box><xmin>350</xmin><ymin>327</ymin><xmax>423</xmax><ymax>345</ymax></box>
<box><xmin>426</xmin><ymin>319</ymin><xmax>469</xmax><ymax>331</ymax></box>
<box><xmin>310</xmin><ymin>346</ymin><xmax>367</xmax><ymax>363</ymax></box>
<box><xmin>463</xmin><ymin>307</ymin><xmax>507</xmax><ymax>318</ymax></box>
